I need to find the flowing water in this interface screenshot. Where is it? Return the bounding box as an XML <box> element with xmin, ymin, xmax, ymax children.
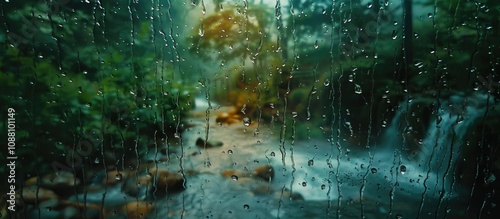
<box><xmin>70</xmin><ymin>93</ymin><xmax>487</xmax><ymax>219</ymax></box>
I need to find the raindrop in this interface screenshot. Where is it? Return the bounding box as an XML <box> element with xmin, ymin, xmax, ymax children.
<box><xmin>371</xmin><ymin>168</ymin><xmax>377</xmax><ymax>174</ymax></box>
<box><xmin>308</xmin><ymin>159</ymin><xmax>314</xmax><ymax>166</ymax></box>
<box><xmin>392</xmin><ymin>30</ymin><xmax>398</xmax><ymax>39</ymax></box>
<box><xmin>291</xmin><ymin>112</ymin><xmax>298</xmax><ymax>118</ymax></box>
<box><xmin>243</xmin><ymin>204</ymin><xmax>250</xmax><ymax>209</ymax></box>
<box><xmin>354</xmin><ymin>84</ymin><xmax>362</xmax><ymax>94</ymax></box>
<box><xmin>228</xmin><ymin>150</ymin><xmax>233</xmax><ymax>154</ymax></box>
<box><xmin>400</xmin><ymin>165</ymin><xmax>407</xmax><ymax>175</ymax></box>
<box><xmin>243</xmin><ymin>117</ymin><xmax>251</xmax><ymax>126</ymax></box>
<box><xmin>231</xmin><ymin>175</ymin><xmax>239</xmax><ymax>181</ymax></box>
<box><xmin>115</xmin><ymin>173</ymin><xmax>123</xmax><ymax>181</ymax></box>
<box><xmin>324</xmin><ymin>79</ymin><xmax>330</xmax><ymax>87</ymax></box>
<box><xmin>270</xmin><ymin>152</ymin><xmax>275</xmax><ymax>157</ymax></box>
<box><xmin>367</xmin><ymin>3</ymin><xmax>372</xmax><ymax>8</ymax></box>
<box><xmin>313</xmin><ymin>40</ymin><xmax>319</xmax><ymax>49</ymax></box>
<box><xmin>94</xmin><ymin>158</ymin><xmax>100</xmax><ymax>164</ymax></box>
<box><xmin>485</xmin><ymin>174</ymin><xmax>496</xmax><ymax>185</ymax></box>
<box><xmin>197</xmin><ymin>25</ymin><xmax>205</xmax><ymax>36</ymax></box>
<box><xmin>302</xmin><ymin>182</ymin><xmax>307</xmax><ymax>187</ymax></box>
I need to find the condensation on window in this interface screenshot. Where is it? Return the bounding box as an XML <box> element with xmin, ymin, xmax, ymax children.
<box><xmin>0</xmin><ymin>0</ymin><xmax>498</xmax><ymax>218</ymax></box>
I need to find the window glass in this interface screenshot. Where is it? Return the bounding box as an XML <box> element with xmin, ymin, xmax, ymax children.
<box><xmin>1</xmin><ymin>0</ymin><xmax>498</xmax><ymax>218</ymax></box>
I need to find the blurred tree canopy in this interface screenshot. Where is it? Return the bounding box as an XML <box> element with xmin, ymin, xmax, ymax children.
<box><xmin>0</xmin><ymin>1</ymin><xmax>194</xmax><ymax>176</ymax></box>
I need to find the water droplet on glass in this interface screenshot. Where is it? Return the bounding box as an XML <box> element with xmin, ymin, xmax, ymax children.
<box><xmin>367</xmin><ymin>3</ymin><xmax>372</xmax><ymax>8</ymax></box>
<box><xmin>354</xmin><ymin>84</ymin><xmax>362</xmax><ymax>94</ymax></box>
<box><xmin>115</xmin><ymin>173</ymin><xmax>123</xmax><ymax>181</ymax></box>
<box><xmin>270</xmin><ymin>152</ymin><xmax>275</xmax><ymax>157</ymax></box>
<box><xmin>198</xmin><ymin>27</ymin><xmax>204</xmax><ymax>37</ymax></box>
<box><xmin>484</xmin><ymin>173</ymin><xmax>496</xmax><ymax>185</ymax></box>
<box><xmin>243</xmin><ymin>204</ymin><xmax>250</xmax><ymax>209</ymax></box>
<box><xmin>392</xmin><ymin>30</ymin><xmax>398</xmax><ymax>39</ymax></box>
<box><xmin>324</xmin><ymin>79</ymin><xmax>330</xmax><ymax>87</ymax></box>
<box><xmin>46</xmin><ymin>207</ymin><xmax>53</xmax><ymax>211</ymax></box>
<box><xmin>228</xmin><ymin>149</ymin><xmax>233</xmax><ymax>154</ymax></box>
<box><xmin>321</xmin><ymin>184</ymin><xmax>326</xmax><ymax>190</ymax></box>
<box><xmin>231</xmin><ymin>175</ymin><xmax>238</xmax><ymax>181</ymax></box>
<box><xmin>400</xmin><ymin>165</ymin><xmax>406</xmax><ymax>175</ymax></box>
<box><xmin>302</xmin><ymin>182</ymin><xmax>307</xmax><ymax>187</ymax></box>
<box><xmin>243</xmin><ymin>117</ymin><xmax>251</xmax><ymax>126</ymax></box>
<box><xmin>313</xmin><ymin>40</ymin><xmax>319</xmax><ymax>49</ymax></box>
<box><xmin>308</xmin><ymin>159</ymin><xmax>314</xmax><ymax>166</ymax></box>
<box><xmin>94</xmin><ymin>158</ymin><xmax>100</xmax><ymax>164</ymax></box>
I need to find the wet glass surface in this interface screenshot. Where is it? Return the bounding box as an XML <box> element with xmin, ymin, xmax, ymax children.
<box><xmin>1</xmin><ymin>0</ymin><xmax>499</xmax><ymax>218</ymax></box>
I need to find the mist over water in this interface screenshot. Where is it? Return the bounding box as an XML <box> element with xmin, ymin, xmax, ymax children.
<box><xmin>266</xmin><ymin>92</ymin><xmax>488</xmax><ymax>217</ymax></box>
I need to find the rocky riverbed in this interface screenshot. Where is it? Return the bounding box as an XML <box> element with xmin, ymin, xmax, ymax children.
<box><xmin>3</xmin><ymin>96</ymin><xmax>479</xmax><ymax>219</ymax></box>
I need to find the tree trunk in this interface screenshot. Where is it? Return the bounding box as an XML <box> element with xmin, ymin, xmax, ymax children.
<box><xmin>403</xmin><ymin>0</ymin><xmax>413</xmax><ymax>65</ymax></box>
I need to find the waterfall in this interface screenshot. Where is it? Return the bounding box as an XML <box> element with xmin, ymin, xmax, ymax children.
<box><xmin>273</xmin><ymin>92</ymin><xmax>488</xmax><ymax>213</ymax></box>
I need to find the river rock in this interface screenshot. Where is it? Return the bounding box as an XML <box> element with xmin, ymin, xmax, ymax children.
<box><xmin>252</xmin><ymin>185</ymin><xmax>273</xmax><ymax>195</ymax></box>
<box><xmin>253</xmin><ymin>165</ymin><xmax>274</xmax><ymax>182</ymax></box>
<box><xmin>216</xmin><ymin>111</ymin><xmax>242</xmax><ymax>125</ymax></box>
<box><xmin>36</xmin><ymin>172</ymin><xmax>81</xmax><ymax>192</ymax></box>
<box><xmin>278</xmin><ymin>189</ymin><xmax>305</xmax><ymax>201</ymax></box>
<box><xmin>103</xmin><ymin>170</ymin><xmax>128</xmax><ymax>186</ymax></box>
<box><xmin>122</xmin><ymin>201</ymin><xmax>154</xmax><ymax>219</ymax></box>
<box><xmin>21</xmin><ymin>186</ymin><xmax>59</xmax><ymax>203</ymax></box>
<box><xmin>122</xmin><ymin>175</ymin><xmax>152</xmax><ymax>198</ymax></box>
<box><xmin>221</xmin><ymin>169</ymin><xmax>251</xmax><ymax>179</ymax></box>
<box><xmin>152</xmin><ymin>169</ymin><xmax>186</xmax><ymax>194</ymax></box>
<box><xmin>196</xmin><ymin>137</ymin><xmax>223</xmax><ymax>148</ymax></box>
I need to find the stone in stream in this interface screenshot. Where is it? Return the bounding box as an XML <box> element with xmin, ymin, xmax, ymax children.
<box><xmin>196</xmin><ymin>137</ymin><xmax>223</xmax><ymax>148</ymax></box>
<box><xmin>103</xmin><ymin>170</ymin><xmax>128</xmax><ymax>186</ymax></box>
<box><xmin>121</xmin><ymin>201</ymin><xmax>155</xmax><ymax>219</ymax></box>
<box><xmin>21</xmin><ymin>185</ymin><xmax>59</xmax><ymax>203</ymax></box>
<box><xmin>215</xmin><ymin>111</ymin><xmax>242</xmax><ymax>125</ymax></box>
<box><xmin>122</xmin><ymin>175</ymin><xmax>152</xmax><ymax>198</ymax></box>
<box><xmin>253</xmin><ymin>165</ymin><xmax>274</xmax><ymax>182</ymax></box>
<box><xmin>24</xmin><ymin>172</ymin><xmax>81</xmax><ymax>197</ymax></box>
<box><xmin>278</xmin><ymin>188</ymin><xmax>305</xmax><ymax>201</ymax></box>
<box><xmin>221</xmin><ymin>169</ymin><xmax>252</xmax><ymax>179</ymax></box>
<box><xmin>154</xmin><ymin>170</ymin><xmax>186</xmax><ymax>194</ymax></box>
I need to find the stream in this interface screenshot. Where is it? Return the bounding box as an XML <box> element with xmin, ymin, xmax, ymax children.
<box><xmin>22</xmin><ymin>92</ymin><xmax>488</xmax><ymax>219</ymax></box>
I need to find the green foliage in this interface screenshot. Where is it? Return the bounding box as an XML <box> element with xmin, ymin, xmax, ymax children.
<box><xmin>0</xmin><ymin>3</ymin><xmax>194</xmax><ymax>176</ymax></box>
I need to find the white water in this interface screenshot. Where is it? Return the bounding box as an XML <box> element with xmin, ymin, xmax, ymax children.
<box><xmin>68</xmin><ymin>93</ymin><xmax>488</xmax><ymax>218</ymax></box>
<box><xmin>269</xmin><ymin>93</ymin><xmax>488</xmax><ymax>214</ymax></box>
